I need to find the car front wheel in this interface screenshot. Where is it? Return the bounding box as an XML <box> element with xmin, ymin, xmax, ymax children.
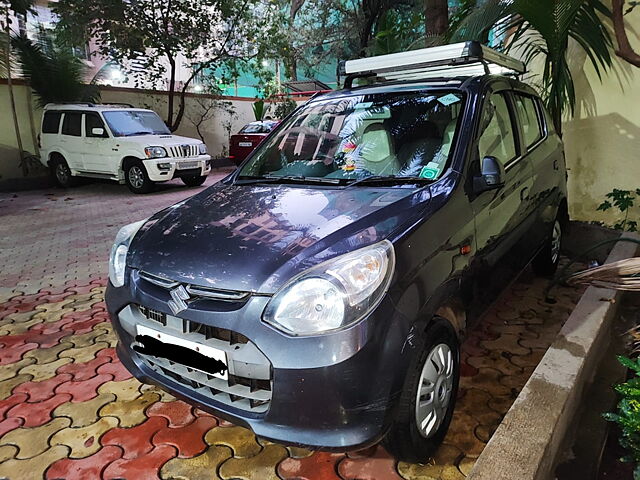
<box><xmin>125</xmin><ymin>161</ymin><xmax>155</xmax><ymax>194</ymax></box>
<box><xmin>384</xmin><ymin>320</ymin><xmax>460</xmax><ymax>463</ymax></box>
<box><xmin>181</xmin><ymin>175</ymin><xmax>207</xmax><ymax>187</ymax></box>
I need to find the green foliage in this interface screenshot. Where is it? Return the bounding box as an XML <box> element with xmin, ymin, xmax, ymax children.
<box><xmin>450</xmin><ymin>0</ymin><xmax>613</xmax><ymax>136</ymax></box>
<box><xmin>368</xmin><ymin>9</ymin><xmax>425</xmax><ymax>55</ymax></box>
<box><xmin>597</xmin><ymin>188</ymin><xmax>640</xmax><ymax>232</ymax></box>
<box><xmin>11</xmin><ymin>33</ymin><xmax>100</xmax><ymax>107</ymax></box>
<box><xmin>272</xmin><ymin>96</ymin><xmax>297</xmax><ymax>119</ymax></box>
<box><xmin>605</xmin><ymin>356</ymin><xmax>640</xmax><ymax>480</ymax></box>
<box><xmin>252</xmin><ymin>99</ymin><xmax>267</xmax><ymax>121</ymax></box>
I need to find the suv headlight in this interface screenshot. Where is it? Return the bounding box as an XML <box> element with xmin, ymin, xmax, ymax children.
<box><xmin>199</xmin><ymin>143</ymin><xmax>208</xmax><ymax>155</ymax></box>
<box><xmin>108</xmin><ymin>220</ymin><xmax>146</xmax><ymax>287</ymax></box>
<box><xmin>263</xmin><ymin>240</ymin><xmax>395</xmax><ymax>336</ymax></box>
<box><xmin>145</xmin><ymin>146</ymin><xmax>168</xmax><ymax>159</ymax></box>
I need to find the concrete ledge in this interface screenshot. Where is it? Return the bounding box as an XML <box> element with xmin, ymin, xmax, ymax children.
<box><xmin>468</xmin><ymin>233</ymin><xmax>640</xmax><ymax>480</ymax></box>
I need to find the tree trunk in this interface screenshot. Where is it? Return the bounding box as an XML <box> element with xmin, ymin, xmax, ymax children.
<box><xmin>287</xmin><ymin>0</ymin><xmax>305</xmax><ymax>81</ymax></box>
<box><xmin>425</xmin><ymin>0</ymin><xmax>449</xmax><ymax>37</ymax></box>
<box><xmin>4</xmin><ymin>18</ymin><xmax>26</xmax><ymax>175</ymax></box>
<box><xmin>25</xmin><ymin>87</ymin><xmax>38</xmax><ymax>156</ymax></box>
<box><xmin>612</xmin><ymin>0</ymin><xmax>640</xmax><ymax>68</ymax></box>
<box><xmin>167</xmin><ymin>57</ymin><xmax>176</xmax><ymax>129</ymax></box>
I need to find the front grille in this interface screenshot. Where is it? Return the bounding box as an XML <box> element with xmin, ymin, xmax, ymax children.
<box><xmin>138</xmin><ymin>271</ymin><xmax>250</xmax><ymax>303</ymax></box>
<box><xmin>130</xmin><ymin>305</ymin><xmax>272</xmax><ymax>413</ymax></box>
<box><xmin>168</xmin><ymin>145</ymin><xmax>199</xmax><ymax>158</ymax></box>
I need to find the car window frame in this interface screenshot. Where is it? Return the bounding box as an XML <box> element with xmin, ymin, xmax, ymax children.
<box><xmin>510</xmin><ymin>91</ymin><xmax>547</xmax><ymax>155</ymax></box>
<box><xmin>42</xmin><ymin>111</ymin><xmax>63</xmax><ymax>135</ymax></box>
<box><xmin>85</xmin><ymin>112</ymin><xmax>110</xmax><ymax>139</ymax></box>
<box><xmin>61</xmin><ymin>111</ymin><xmax>83</xmax><ymax>137</ymax></box>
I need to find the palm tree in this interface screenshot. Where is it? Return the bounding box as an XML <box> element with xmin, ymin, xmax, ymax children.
<box><xmin>450</xmin><ymin>0</ymin><xmax>613</xmax><ymax>136</ymax></box>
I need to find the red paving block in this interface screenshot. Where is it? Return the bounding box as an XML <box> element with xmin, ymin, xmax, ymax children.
<box><xmin>30</xmin><ymin>317</ymin><xmax>75</xmax><ymax>335</ymax></box>
<box><xmin>15</xmin><ymin>374</ymin><xmax>73</xmax><ymax>403</ymax></box>
<box><xmin>96</xmin><ymin>360</ymin><xmax>133</xmax><ymax>382</ymax></box>
<box><xmin>96</xmin><ymin>348</ymin><xmax>117</xmax><ymax>362</ymax></box>
<box><xmin>0</xmin><ymin>343</ymin><xmax>38</xmax><ymax>365</ymax></box>
<box><xmin>277</xmin><ymin>452</ymin><xmax>344</xmax><ymax>480</ymax></box>
<box><xmin>63</xmin><ymin>316</ymin><xmax>107</xmax><ymax>335</ymax></box>
<box><xmin>103</xmin><ymin>444</ymin><xmax>177</xmax><ymax>480</ymax></box>
<box><xmin>102</xmin><ymin>417</ymin><xmax>168</xmax><ymax>460</ymax></box>
<box><xmin>147</xmin><ymin>401</ymin><xmax>196</xmax><ymax>428</ymax></box>
<box><xmin>56</xmin><ymin>356</ymin><xmax>111</xmax><ymax>382</ymax></box>
<box><xmin>0</xmin><ymin>393</ymin><xmax>28</xmax><ymax>420</ymax></box>
<box><xmin>7</xmin><ymin>393</ymin><xmax>72</xmax><ymax>427</ymax></box>
<box><xmin>339</xmin><ymin>446</ymin><xmax>402</xmax><ymax>480</ymax></box>
<box><xmin>152</xmin><ymin>416</ymin><xmax>218</xmax><ymax>458</ymax></box>
<box><xmin>0</xmin><ymin>417</ymin><xmax>24</xmax><ymax>437</ymax></box>
<box><xmin>46</xmin><ymin>445</ymin><xmax>123</xmax><ymax>480</ymax></box>
<box><xmin>56</xmin><ymin>373</ymin><xmax>113</xmax><ymax>402</ymax></box>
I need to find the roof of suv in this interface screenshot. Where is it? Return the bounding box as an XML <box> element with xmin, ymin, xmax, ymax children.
<box><xmin>44</xmin><ymin>103</ymin><xmax>151</xmax><ymax>113</ymax></box>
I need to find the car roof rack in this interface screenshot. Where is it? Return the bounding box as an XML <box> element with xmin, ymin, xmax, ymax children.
<box><xmin>44</xmin><ymin>102</ymin><xmax>136</xmax><ymax>109</ymax></box>
<box><xmin>341</xmin><ymin>41</ymin><xmax>526</xmax><ymax>88</ymax></box>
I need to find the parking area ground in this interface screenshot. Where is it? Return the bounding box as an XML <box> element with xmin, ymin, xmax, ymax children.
<box><xmin>0</xmin><ymin>172</ymin><xmax>586</xmax><ymax>479</ymax></box>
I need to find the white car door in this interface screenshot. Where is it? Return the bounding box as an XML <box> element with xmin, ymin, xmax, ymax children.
<box><xmin>59</xmin><ymin>112</ymin><xmax>86</xmax><ymax>171</ymax></box>
<box><xmin>82</xmin><ymin>113</ymin><xmax>116</xmax><ymax>174</ymax></box>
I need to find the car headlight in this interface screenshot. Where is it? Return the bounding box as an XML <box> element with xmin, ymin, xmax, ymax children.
<box><xmin>263</xmin><ymin>240</ymin><xmax>395</xmax><ymax>336</ymax></box>
<box><xmin>144</xmin><ymin>146</ymin><xmax>168</xmax><ymax>159</ymax></box>
<box><xmin>108</xmin><ymin>220</ymin><xmax>146</xmax><ymax>287</ymax></box>
<box><xmin>199</xmin><ymin>143</ymin><xmax>208</xmax><ymax>155</ymax></box>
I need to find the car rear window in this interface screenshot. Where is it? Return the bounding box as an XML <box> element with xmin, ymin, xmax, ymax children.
<box><xmin>513</xmin><ymin>94</ymin><xmax>543</xmax><ymax>148</ymax></box>
<box><xmin>42</xmin><ymin>111</ymin><xmax>62</xmax><ymax>134</ymax></box>
<box><xmin>240</xmin><ymin>122</ymin><xmax>277</xmax><ymax>134</ymax></box>
<box><xmin>62</xmin><ymin>112</ymin><xmax>83</xmax><ymax>137</ymax></box>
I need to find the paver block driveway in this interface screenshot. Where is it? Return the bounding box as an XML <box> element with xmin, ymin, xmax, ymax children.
<box><xmin>0</xmin><ymin>172</ymin><xmax>585</xmax><ymax>479</ymax></box>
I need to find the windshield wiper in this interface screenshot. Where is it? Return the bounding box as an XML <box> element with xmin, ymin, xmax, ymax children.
<box><xmin>122</xmin><ymin>131</ymin><xmax>153</xmax><ymax>137</ymax></box>
<box><xmin>346</xmin><ymin>175</ymin><xmax>434</xmax><ymax>187</ymax></box>
<box><xmin>235</xmin><ymin>175</ymin><xmax>342</xmax><ymax>186</ymax></box>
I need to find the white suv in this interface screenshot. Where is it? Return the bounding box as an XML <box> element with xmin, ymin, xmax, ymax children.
<box><xmin>39</xmin><ymin>103</ymin><xmax>212</xmax><ymax>193</ymax></box>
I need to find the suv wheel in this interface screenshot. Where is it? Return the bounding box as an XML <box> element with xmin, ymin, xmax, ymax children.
<box><xmin>125</xmin><ymin>161</ymin><xmax>154</xmax><ymax>194</ymax></box>
<box><xmin>181</xmin><ymin>175</ymin><xmax>207</xmax><ymax>187</ymax></box>
<box><xmin>384</xmin><ymin>320</ymin><xmax>460</xmax><ymax>463</ymax></box>
<box><xmin>51</xmin><ymin>157</ymin><xmax>75</xmax><ymax>188</ymax></box>
<box><xmin>532</xmin><ymin>218</ymin><xmax>562</xmax><ymax>277</ymax></box>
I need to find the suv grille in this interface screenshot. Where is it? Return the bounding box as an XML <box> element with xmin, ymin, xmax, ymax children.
<box><xmin>130</xmin><ymin>304</ymin><xmax>272</xmax><ymax>413</ymax></box>
<box><xmin>168</xmin><ymin>145</ymin><xmax>199</xmax><ymax>158</ymax></box>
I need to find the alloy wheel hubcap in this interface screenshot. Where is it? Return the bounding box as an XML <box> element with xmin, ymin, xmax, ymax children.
<box><xmin>415</xmin><ymin>343</ymin><xmax>454</xmax><ymax>438</ymax></box>
<box><xmin>551</xmin><ymin>220</ymin><xmax>561</xmax><ymax>264</ymax></box>
<box><xmin>129</xmin><ymin>166</ymin><xmax>144</xmax><ymax>189</ymax></box>
<box><xmin>56</xmin><ymin>163</ymin><xmax>69</xmax><ymax>183</ymax></box>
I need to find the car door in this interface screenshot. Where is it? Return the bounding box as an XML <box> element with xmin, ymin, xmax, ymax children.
<box><xmin>467</xmin><ymin>86</ymin><xmax>535</xmax><ymax>312</ymax></box>
<box><xmin>512</xmin><ymin>92</ymin><xmax>564</xmax><ymax>252</ymax></box>
<box><xmin>82</xmin><ymin>112</ymin><xmax>114</xmax><ymax>174</ymax></box>
<box><xmin>60</xmin><ymin>112</ymin><xmax>85</xmax><ymax>170</ymax></box>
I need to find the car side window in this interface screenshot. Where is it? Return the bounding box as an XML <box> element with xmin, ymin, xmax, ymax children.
<box><xmin>477</xmin><ymin>93</ymin><xmax>517</xmax><ymax>166</ymax></box>
<box><xmin>513</xmin><ymin>94</ymin><xmax>543</xmax><ymax>148</ymax></box>
<box><xmin>42</xmin><ymin>111</ymin><xmax>62</xmax><ymax>134</ymax></box>
<box><xmin>86</xmin><ymin>113</ymin><xmax>108</xmax><ymax>138</ymax></box>
<box><xmin>61</xmin><ymin>112</ymin><xmax>82</xmax><ymax>137</ymax></box>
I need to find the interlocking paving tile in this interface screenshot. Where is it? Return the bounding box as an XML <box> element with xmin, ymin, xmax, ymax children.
<box><xmin>0</xmin><ymin>343</ymin><xmax>38</xmax><ymax>366</ymax></box>
<box><xmin>7</xmin><ymin>393</ymin><xmax>72</xmax><ymax>427</ymax></box>
<box><xmin>339</xmin><ymin>446</ymin><xmax>403</xmax><ymax>480</ymax></box>
<box><xmin>277</xmin><ymin>451</ymin><xmax>345</xmax><ymax>480</ymax></box>
<box><xmin>220</xmin><ymin>444</ymin><xmax>288</xmax><ymax>480</ymax></box>
<box><xmin>99</xmin><ymin>391</ymin><xmax>160</xmax><ymax>428</ymax></box>
<box><xmin>103</xmin><ymin>444</ymin><xmax>177</xmax><ymax>480</ymax></box>
<box><xmin>50</xmin><ymin>416</ymin><xmax>119</xmax><ymax>458</ymax></box>
<box><xmin>14</xmin><ymin>373</ymin><xmax>73</xmax><ymax>403</ymax></box>
<box><xmin>160</xmin><ymin>445</ymin><xmax>232</xmax><ymax>480</ymax></box>
<box><xmin>0</xmin><ymin>445</ymin><xmax>70</xmax><ymax>479</ymax></box>
<box><xmin>205</xmin><ymin>426</ymin><xmax>262</xmax><ymax>458</ymax></box>
<box><xmin>58</xmin><ymin>341</ymin><xmax>111</xmax><ymax>364</ymax></box>
<box><xmin>18</xmin><ymin>357</ymin><xmax>73</xmax><ymax>383</ymax></box>
<box><xmin>96</xmin><ymin>358</ymin><xmax>133</xmax><ymax>381</ymax></box>
<box><xmin>147</xmin><ymin>400</ymin><xmax>196</xmax><ymax>428</ymax></box>
<box><xmin>55</xmin><ymin>373</ymin><xmax>114</xmax><ymax>402</ymax></box>
<box><xmin>46</xmin><ymin>445</ymin><xmax>123</xmax><ymax>480</ymax></box>
<box><xmin>0</xmin><ymin>358</ymin><xmax>35</xmax><ymax>383</ymax></box>
<box><xmin>24</xmin><ymin>342</ymin><xmax>73</xmax><ymax>365</ymax></box>
<box><xmin>102</xmin><ymin>416</ymin><xmax>168</xmax><ymax>459</ymax></box>
<box><xmin>153</xmin><ymin>416</ymin><xmax>218</xmax><ymax>458</ymax></box>
<box><xmin>398</xmin><ymin>444</ymin><xmax>466</xmax><ymax>480</ymax></box>
<box><xmin>0</xmin><ymin>417</ymin><xmax>71</xmax><ymax>459</ymax></box>
<box><xmin>56</xmin><ymin>355</ymin><xmax>110</xmax><ymax>382</ymax></box>
<box><xmin>0</xmin><ymin>393</ymin><xmax>28</xmax><ymax>420</ymax></box>
<box><xmin>0</xmin><ymin>444</ymin><xmax>17</xmax><ymax>463</ymax></box>
<box><xmin>53</xmin><ymin>393</ymin><xmax>117</xmax><ymax>427</ymax></box>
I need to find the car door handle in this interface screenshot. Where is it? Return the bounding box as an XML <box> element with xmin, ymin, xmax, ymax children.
<box><xmin>520</xmin><ymin>187</ymin><xmax>529</xmax><ymax>201</ymax></box>
<box><xmin>553</xmin><ymin>159</ymin><xmax>559</xmax><ymax>170</ymax></box>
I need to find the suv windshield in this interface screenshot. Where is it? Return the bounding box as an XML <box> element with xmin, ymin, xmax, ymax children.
<box><xmin>237</xmin><ymin>91</ymin><xmax>464</xmax><ymax>184</ymax></box>
<box><xmin>240</xmin><ymin>121</ymin><xmax>278</xmax><ymax>134</ymax></box>
<box><xmin>103</xmin><ymin>110</ymin><xmax>171</xmax><ymax>137</ymax></box>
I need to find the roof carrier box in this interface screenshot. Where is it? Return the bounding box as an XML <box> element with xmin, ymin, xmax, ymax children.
<box><xmin>341</xmin><ymin>41</ymin><xmax>526</xmax><ymax>87</ymax></box>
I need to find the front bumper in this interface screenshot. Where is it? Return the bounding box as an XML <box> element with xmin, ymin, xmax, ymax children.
<box><xmin>105</xmin><ymin>269</ymin><xmax>410</xmax><ymax>450</ymax></box>
<box><xmin>143</xmin><ymin>155</ymin><xmax>212</xmax><ymax>182</ymax></box>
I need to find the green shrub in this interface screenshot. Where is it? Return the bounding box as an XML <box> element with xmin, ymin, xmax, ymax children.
<box><xmin>604</xmin><ymin>355</ymin><xmax>640</xmax><ymax>479</ymax></box>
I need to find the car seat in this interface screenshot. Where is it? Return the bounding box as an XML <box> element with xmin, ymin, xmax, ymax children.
<box><xmin>360</xmin><ymin>122</ymin><xmax>400</xmax><ymax>175</ymax></box>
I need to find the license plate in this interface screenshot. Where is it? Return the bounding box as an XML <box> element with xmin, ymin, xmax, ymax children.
<box><xmin>177</xmin><ymin>161</ymin><xmax>199</xmax><ymax>170</ymax></box>
<box><xmin>238</xmin><ymin>142</ymin><xmax>253</xmax><ymax>147</ymax></box>
<box><xmin>136</xmin><ymin>324</ymin><xmax>228</xmax><ymax>380</ymax></box>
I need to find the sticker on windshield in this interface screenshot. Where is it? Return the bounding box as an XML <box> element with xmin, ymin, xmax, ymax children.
<box><xmin>437</xmin><ymin>94</ymin><xmax>461</xmax><ymax>106</ymax></box>
<box><xmin>419</xmin><ymin>162</ymin><xmax>442</xmax><ymax>180</ymax></box>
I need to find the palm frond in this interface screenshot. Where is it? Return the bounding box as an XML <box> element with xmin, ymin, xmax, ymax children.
<box><xmin>567</xmin><ymin>257</ymin><xmax>640</xmax><ymax>291</ymax></box>
<box><xmin>449</xmin><ymin>0</ymin><xmax>512</xmax><ymax>43</ymax></box>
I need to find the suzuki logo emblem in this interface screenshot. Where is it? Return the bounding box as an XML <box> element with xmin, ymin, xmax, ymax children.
<box><xmin>168</xmin><ymin>285</ymin><xmax>190</xmax><ymax>315</ymax></box>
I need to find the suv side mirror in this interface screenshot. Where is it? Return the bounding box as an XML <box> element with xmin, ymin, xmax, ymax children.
<box><xmin>473</xmin><ymin>156</ymin><xmax>504</xmax><ymax>194</ymax></box>
<box><xmin>92</xmin><ymin>127</ymin><xmax>106</xmax><ymax>137</ymax></box>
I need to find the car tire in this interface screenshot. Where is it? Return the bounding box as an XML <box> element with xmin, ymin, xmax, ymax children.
<box><xmin>383</xmin><ymin>319</ymin><xmax>460</xmax><ymax>463</ymax></box>
<box><xmin>531</xmin><ymin>218</ymin><xmax>562</xmax><ymax>277</ymax></box>
<box><xmin>181</xmin><ymin>175</ymin><xmax>207</xmax><ymax>187</ymax></box>
<box><xmin>125</xmin><ymin>161</ymin><xmax>155</xmax><ymax>194</ymax></box>
<box><xmin>51</xmin><ymin>157</ymin><xmax>76</xmax><ymax>188</ymax></box>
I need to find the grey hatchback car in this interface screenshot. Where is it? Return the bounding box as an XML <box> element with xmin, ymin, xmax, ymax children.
<box><xmin>105</xmin><ymin>43</ymin><xmax>568</xmax><ymax>461</ymax></box>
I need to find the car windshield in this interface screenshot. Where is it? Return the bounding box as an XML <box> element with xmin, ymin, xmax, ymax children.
<box><xmin>237</xmin><ymin>91</ymin><xmax>464</xmax><ymax>184</ymax></box>
<box><xmin>240</xmin><ymin>121</ymin><xmax>278</xmax><ymax>134</ymax></box>
<box><xmin>102</xmin><ymin>110</ymin><xmax>171</xmax><ymax>137</ymax></box>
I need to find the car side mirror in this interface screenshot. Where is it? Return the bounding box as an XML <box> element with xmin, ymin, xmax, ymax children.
<box><xmin>473</xmin><ymin>156</ymin><xmax>505</xmax><ymax>194</ymax></box>
<box><xmin>92</xmin><ymin>127</ymin><xmax>106</xmax><ymax>137</ymax></box>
